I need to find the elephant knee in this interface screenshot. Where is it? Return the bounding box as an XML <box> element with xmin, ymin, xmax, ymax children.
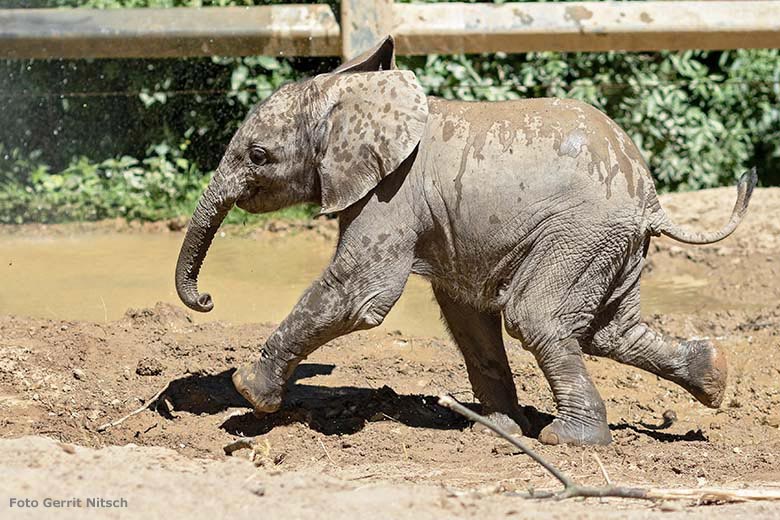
<box><xmin>355</xmin><ymin>307</ymin><xmax>387</xmax><ymax>329</ymax></box>
<box><xmin>503</xmin><ymin>308</ymin><xmax>561</xmax><ymax>354</ymax></box>
<box><xmin>586</xmin><ymin>321</ymin><xmax>623</xmax><ymax>356</ymax></box>
<box><xmin>351</xmin><ymin>288</ymin><xmax>401</xmax><ymax>330</ymax></box>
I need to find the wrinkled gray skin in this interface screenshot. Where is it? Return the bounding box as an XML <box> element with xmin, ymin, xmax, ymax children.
<box><xmin>175</xmin><ymin>37</ymin><xmax>756</xmax><ymax>445</ymax></box>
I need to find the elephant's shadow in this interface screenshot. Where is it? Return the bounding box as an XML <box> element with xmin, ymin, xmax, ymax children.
<box><xmin>161</xmin><ymin>363</ymin><xmax>476</xmax><ymax>436</ymax></box>
<box><xmin>159</xmin><ymin>363</ymin><xmax>707</xmax><ymax>442</ymax></box>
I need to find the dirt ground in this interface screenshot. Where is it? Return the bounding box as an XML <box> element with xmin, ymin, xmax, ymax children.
<box><xmin>1</xmin><ymin>187</ymin><xmax>779</xmax><ymax>519</ymax></box>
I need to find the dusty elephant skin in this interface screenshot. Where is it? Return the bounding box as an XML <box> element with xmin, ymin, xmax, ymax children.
<box><xmin>175</xmin><ymin>36</ymin><xmax>757</xmax><ymax>446</ymax></box>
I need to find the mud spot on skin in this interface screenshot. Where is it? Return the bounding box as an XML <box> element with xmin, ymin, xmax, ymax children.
<box><xmin>489</xmin><ymin>215</ymin><xmax>500</xmax><ymax>225</ymax></box>
<box><xmin>636</xmin><ymin>174</ymin><xmax>645</xmax><ymax>199</ymax></box>
<box><xmin>545</xmin><ymin>101</ymin><xmax>644</xmax><ymax>199</ymax></box>
<box><xmin>607</xmin><ymin>162</ymin><xmax>621</xmax><ymax>198</ymax></box>
<box><xmin>441</xmin><ymin>121</ymin><xmax>455</xmax><ymax>143</ymax></box>
<box><xmin>496</xmin><ymin>120</ymin><xmax>515</xmax><ymax>152</ymax></box>
<box><xmin>454</xmin><ymin>113</ymin><xmax>493</xmax><ymax>214</ymax></box>
<box><xmin>639</xmin><ymin>12</ymin><xmax>654</xmax><ymax>23</ymax></box>
<box><xmin>442</xmin><ymin>120</ymin><xmax>456</xmax><ymax>142</ymax></box>
<box><xmin>436</xmin><ymin>97</ymin><xmax>645</xmax><ymax>206</ymax></box>
<box><xmin>558</xmin><ymin>129</ymin><xmax>587</xmax><ymax>159</ymax></box>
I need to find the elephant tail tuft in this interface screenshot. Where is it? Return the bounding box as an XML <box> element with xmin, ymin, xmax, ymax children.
<box><xmin>648</xmin><ymin>168</ymin><xmax>757</xmax><ymax>245</ymax></box>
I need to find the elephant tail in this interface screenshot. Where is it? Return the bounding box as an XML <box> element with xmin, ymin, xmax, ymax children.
<box><xmin>648</xmin><ymin>168</ymin><xmax>757</xmax><ymax>245</ymax></box>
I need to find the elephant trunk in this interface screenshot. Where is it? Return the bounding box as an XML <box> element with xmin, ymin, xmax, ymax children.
<box><xmin>175</xmin><ymin>174</ymin><xmax>238</xmax><ymax>312</ymax></box>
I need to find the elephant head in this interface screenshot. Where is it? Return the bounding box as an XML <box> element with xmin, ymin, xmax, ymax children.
<box><xmin>175</xmin><ymin>37</ymin><xmax>429</xmax><ymax>312</ymax></box>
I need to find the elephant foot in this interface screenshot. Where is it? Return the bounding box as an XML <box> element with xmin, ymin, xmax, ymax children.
<box><xmin>538</xmin><ymin>417</ymin><xmax>612</xmax><ymax>446</ymax></box>
<box><xmin>473</xmin><ymin>411</ymin><xmax>529</xmax><ymax>437</ymax></box>
<box><xmin>679</xmin><ymin>339</ymin><xmax>728</xmax><ymax>408</ymax></box>
<box><xmin>232</xmin><ymin>360</ymin><xmax>286</xmax><ymax>415</ymax></box>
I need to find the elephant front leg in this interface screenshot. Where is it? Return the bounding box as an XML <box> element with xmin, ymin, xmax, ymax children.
<box><xmin>501</xmin><ymin>266</ymin><xmax>613</xmax><ymax>445</ymax></box>
<box><xmin>233</xmin><ymin>256</ymin><xmax>411</xmax><ymax>414</ymax></box>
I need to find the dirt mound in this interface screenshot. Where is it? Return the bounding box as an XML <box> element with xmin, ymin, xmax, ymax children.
<box><xmin>123</xmin><ymin>302</ymin><xmax>194</xmax><ymax>332</ymax></box>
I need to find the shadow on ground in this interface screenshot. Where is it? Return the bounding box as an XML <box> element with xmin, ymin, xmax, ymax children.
<box><xmin>612</xmin><ymin>423</ymin><xmax>708</xmax><ymax>442</ymax></box>
<box><xmin>160</xmin><ymin>363</ymin><xmax>469</xmax><ymax>436</ymax></box>
<box><xmin>158</xmin><ymin>363</ymin><xmax>707</xmax><ymax>442</ymax></box>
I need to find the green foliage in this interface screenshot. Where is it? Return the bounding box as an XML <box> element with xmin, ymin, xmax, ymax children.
<box><xmin>0</xmin><ymin>143</ymin><xmax>206</xmax><ymax>223</ymax></box>
<box><xmin>1</xmin><ymin>0</ymin><xmax>779</xmax><ymax>225</ymax></box>
<box><xmin>0</xmin><ymin>144</ymin><xmax>319</xmax><ymax>223</ymax></box>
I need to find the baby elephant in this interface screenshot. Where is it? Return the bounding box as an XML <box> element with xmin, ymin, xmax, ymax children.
<box><xmin>175</xmin><ymin>36</ymin><xmax>756</xmax><ymax>445</ymax></box>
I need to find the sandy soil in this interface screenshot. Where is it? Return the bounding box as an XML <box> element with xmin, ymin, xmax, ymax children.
<box><xmin>1</xmin><ymin>187</ymin><xmax>779</xmax><ymax>519</ymax></box>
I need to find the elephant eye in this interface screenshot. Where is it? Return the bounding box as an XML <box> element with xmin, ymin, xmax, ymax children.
<box><xmin>248</xmin><ymin>146</ymin><xmax>269</xmax><ymax>166</ymax></box>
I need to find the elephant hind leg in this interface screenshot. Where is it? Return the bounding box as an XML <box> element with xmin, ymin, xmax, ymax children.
<box><xmin>503</xmin><ymin>320</ymin><xmax>612</xmax><ymax>446</ymax></box>
<box><xmin>498</xmin><ymin>224</ymin><xmax>650</xmax><ymax>445</ymax></box>
<box><xmin>502</xmin><ymin>280</ymin><xmax>614</xmax><ymax>445</ymax></box>
<box><xmin>433</xmin><ymin>287</ymin><xmax>529</xmax><ymax>436</ymax></box>
<box><xmin>584</xmin><ymin>268</ymin><xmax>728</xmax><ymax>408</ymax></box>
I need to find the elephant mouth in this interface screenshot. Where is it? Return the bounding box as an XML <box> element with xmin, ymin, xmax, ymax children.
<box><xmin>236</xmin><ymin>188</ymin><xmax>263</xmax><ymax>213</ymax></box>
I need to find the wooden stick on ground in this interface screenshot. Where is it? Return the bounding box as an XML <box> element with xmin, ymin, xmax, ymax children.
<box><xmin>438</xmin><ymin>394</ymin><xmax>780</xmax><ymax>503</ymax></box>
<box><xmin>593</xmin><ymin>453</ymin><xmax>612</xmax><ymax>486</ymax></box>
<box><xmin>223</xmin><ymin>438</ymin><xmax>256</xmax><ymax>456</ymax></box>
<box><xmin>97</xmin><ymin>382</ymin><xmax>171</xmax><ymax>432</ymax></box>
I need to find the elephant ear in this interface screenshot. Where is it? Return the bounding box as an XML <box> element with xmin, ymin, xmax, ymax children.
<box><xmin>332</xmin><ymin>35</ymin><xmax>396</xmax><ymax>73</ymax></box>
<box><xmin>314</xmin><ymin>70</ymin><xmax>428</xmax><ymax>214</ymax></box>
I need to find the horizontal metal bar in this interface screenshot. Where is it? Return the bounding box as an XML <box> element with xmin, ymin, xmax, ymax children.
<box><xmin>392</xmin><ymin>1</ymin><xmax>780</xmax><ymax>54</ymax></box>
<box><xmin>0</xmin><ymin>6</ymin><xmax>340</xmax><ymax>59</ymax></box>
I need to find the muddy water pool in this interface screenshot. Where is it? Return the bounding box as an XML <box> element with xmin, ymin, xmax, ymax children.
<box><xmin>0</xmin><ymin>233</ymin><xmax>730</xmax><ymax>338</ymax></box>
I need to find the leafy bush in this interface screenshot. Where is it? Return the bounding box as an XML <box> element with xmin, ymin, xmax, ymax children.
<box><xmin>1</xmin><ymin>0</ymin><xmax>779</xmax><ymax>224</ymax></box>
<box><xmin>0</xmin><ymin>143</ymin><xmax>205</xmax><ymax>223</ymax></box>
<box><xmin>0</xmin><ymin>144</ymin><xmax>318</xmax><ymax>223</ymax></box>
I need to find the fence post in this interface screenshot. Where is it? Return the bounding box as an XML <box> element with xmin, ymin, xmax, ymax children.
<box><xmin>340</xmin><ymin>0</ymin><xmax>394</xmax><ymax>60</ymax></box>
